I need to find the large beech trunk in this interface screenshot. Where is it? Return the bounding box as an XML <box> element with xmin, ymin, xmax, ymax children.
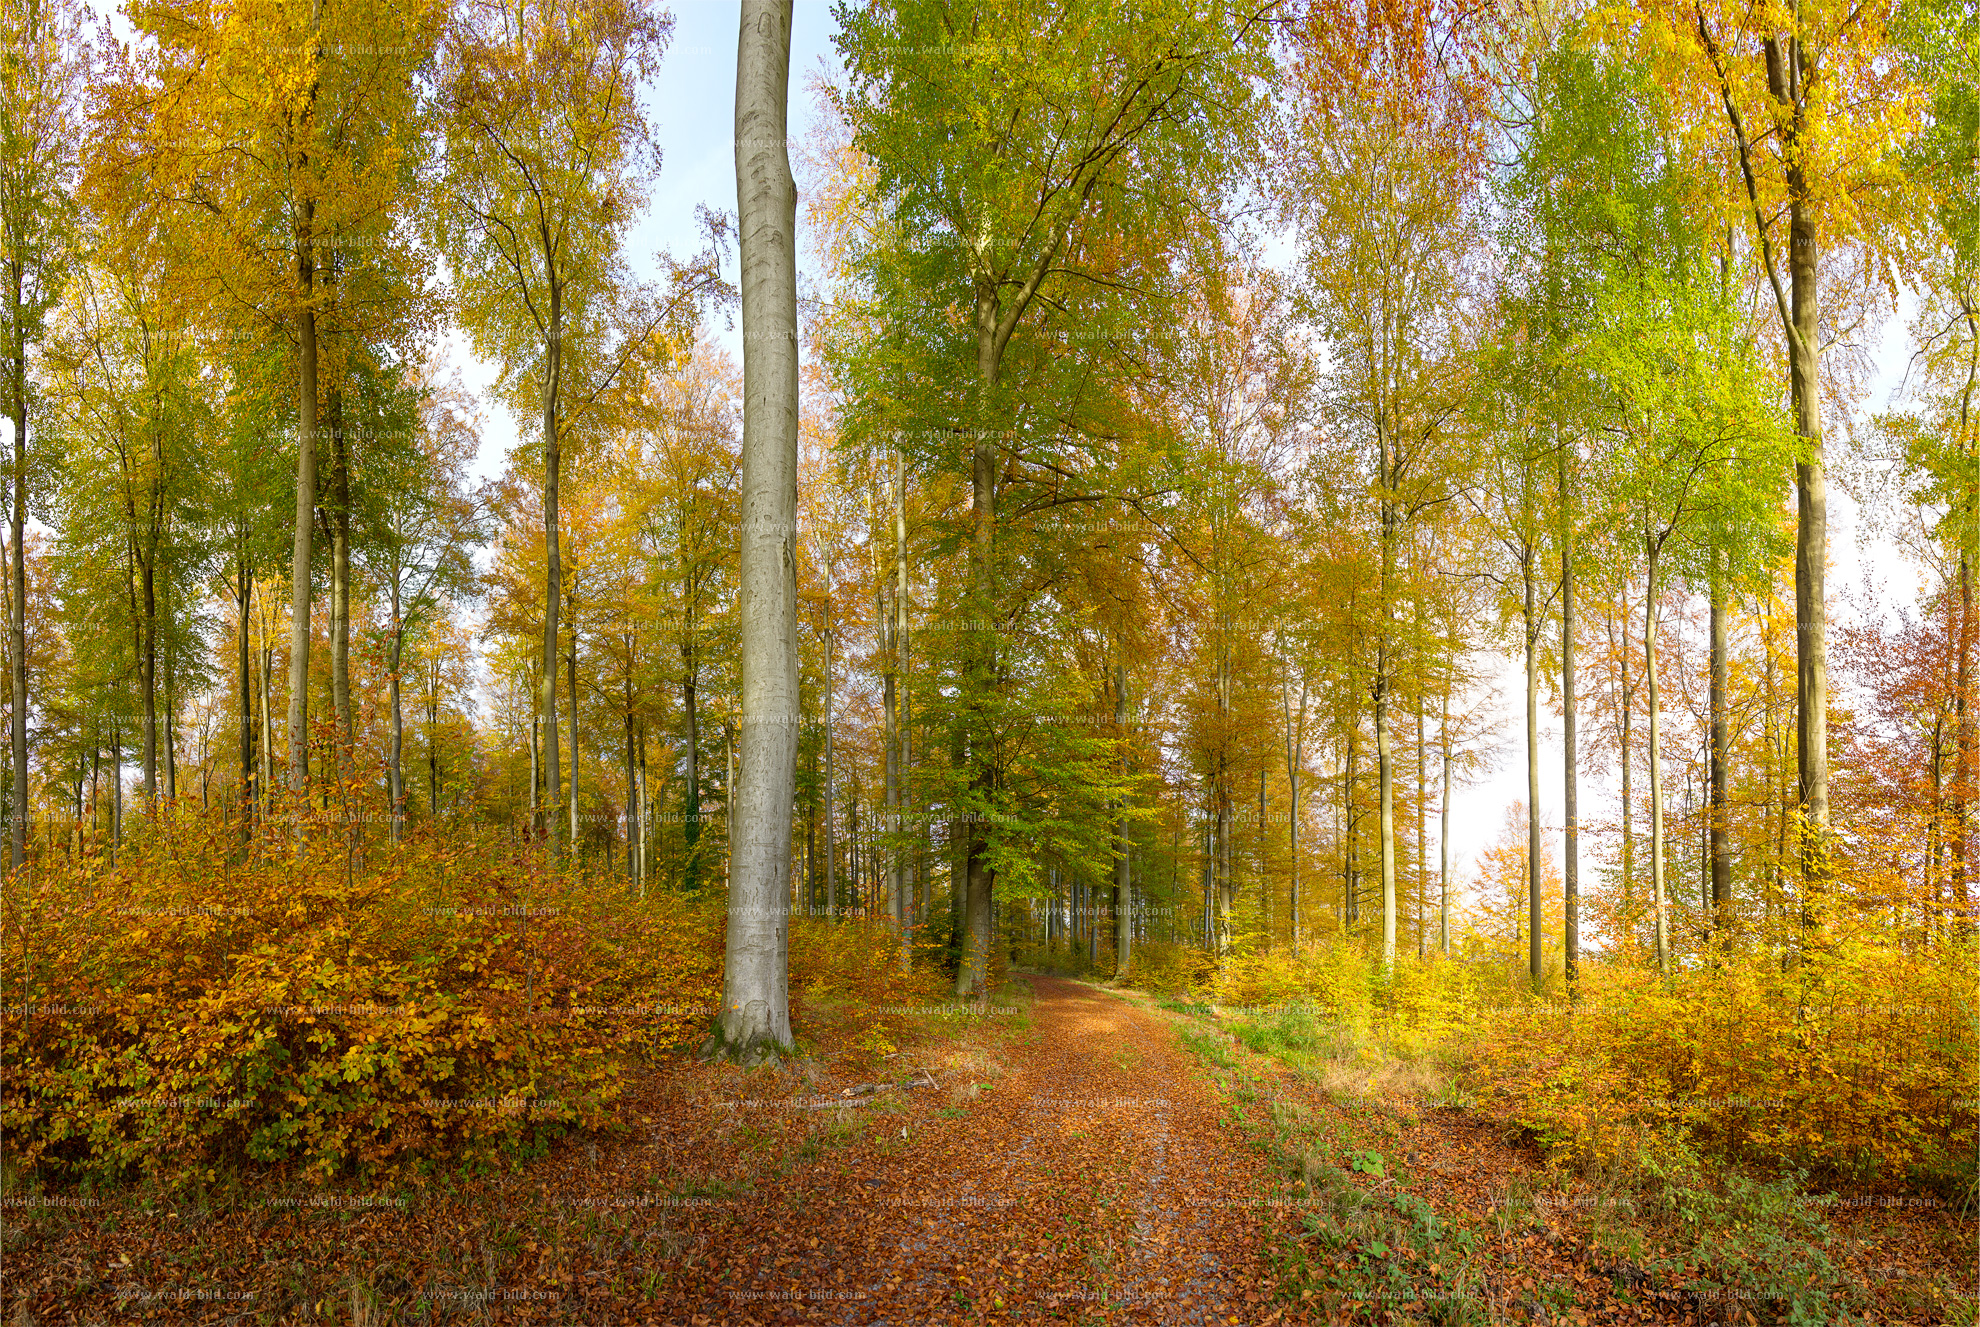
<box><xmin>706</xmin><ymin>0</ymin><xmax>797</xmax><ymax>1062</ymax></box>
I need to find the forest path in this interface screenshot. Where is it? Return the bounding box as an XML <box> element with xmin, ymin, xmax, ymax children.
<box><xmin>655</xmin><ymin>973</ymin><xmax>1286</xmax><ymax>1325</ymax></box>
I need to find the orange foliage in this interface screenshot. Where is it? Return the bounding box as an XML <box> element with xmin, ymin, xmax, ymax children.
<box><xmin>3</xmin><ymin>804</ymin><xmax>931</xmax><ymax>1190</ymax></box>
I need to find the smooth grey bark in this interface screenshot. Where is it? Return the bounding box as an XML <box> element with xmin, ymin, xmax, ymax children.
<box><xmin>286</xmin><ymin>224</ymin><xmax>317</xmax><ymax>816</ymax></box>
<box><xmin>1709</xmin><ymin>548</ymin><xmax>1731</xmax><ymax>934</ymax></box>
<box><xmin>1523</xmin><ymin>539</ymin><xmax>1541</xmax><ymax>983</ymax></box>
<box><xmin>1701</xmin><ymin>21</ymin><xmax>1828</xmax><ymax>883</ymax></box>
<box><xmin>1113</xmin><ymin>661</ymin><xmax>1130</xmax><ymax>977</ymax></box>
<box><xmin>895</xmin><ymin>457</ymin><xmax>913</xmax><ymax>960</ymax></box>
<box><xmin>541</xmin><ymin>266</ymin><xmax>563</xmax><ymax>856</ymax></box>
<box><xmin>1439</xmin><ymin>684</ymin><xmax>1451</xmax><ymax>955</ymax></box>
<box><xmin>705</xmin><ymin>0</ymin><xmax>797</xmax><ymax>1064</ymax></box>
<box><xmin>567</xmin><ymin>583</ymin><xmax>580</xmax><ymax>853</ymax></box>
<box><xmin>1282</xmin><ymin>658</ymin><xmax>1308</xmax><ymax>956</ymax></box>
<box><xmin>239</xmin><ymin>558</ymin><xmax>254</xmax><ymax>839</ymax></box>
<box><xmin>1561</xmin><ymin>456</ymin><xmax>1579</xmax><ymax>991</ymax></box>
<box><xmin>1646</xmin><ymin>534</ymin><xmax>1669</xmax><ymax>971</ymax></box>
<box><xmin>823</xmin><ymin>611</ymin><xmax>836</xmax><ymax>919</ymax></box>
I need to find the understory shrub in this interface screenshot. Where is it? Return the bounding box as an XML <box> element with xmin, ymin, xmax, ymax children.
<box><xmin>1469</xmin><ymin>932</ymin><xmax>1978</xmax><ymax>1194</ymax></box>
<box><xmin>2</xmin><ymin>807</ymin><xmax>926</xmax><ymax>1191</ymax></box>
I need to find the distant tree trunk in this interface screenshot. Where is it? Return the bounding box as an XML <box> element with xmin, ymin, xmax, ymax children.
<box><xmin>1523</xmin><ymin>538</ymin><xmax>1541</xmax><ymax>984</ymax></box>
<box><xmin>388</xmin><ymin>594</ymin><xmax>405</xmax><ymax>844</ymax></box>
<box><xmin>428</xmin><ymin>661</ymin><xmax>440</xmax><ymax>819</ymax></box>
<box><xmin>238</xmin><ymin>558</ymin><xmax>255</xmax><ymax>841</ymax></box>
<box><xmin>540</xmin><ymin>253</ymin><xmax>565</xmax><ymax>858</ymax></box>
<box><xmin>287</xmin><ymin>222</ymin><xmax>318</xmax><ymax>815</ymax></box>
<box><xmin>1617</xmin><ymin>597</ymin><xmax>1636</xmax><ymax>951</ymax></box>
<box><xmin>8</xmin><ymin>291</ymin><xmax>26</xmax><ymax>870</ymax></box>
<box><xmin>1561</xmin><ymin>452</ymin><xmax>1579</xmax><ymax>992</ymax></box>
<box><xmin>1439</xmin><ymin>685</ymin><xmax>1451</xmax><ymax>955</ymax></box>
<box><xmin>1114</xmin><ymin>660</ymin><xmax>1131</xmax><ymax>977</ymax></box>
<box><xmin>1646</xmin><ymin>535</ymin><xmax>1669</xmax><ymax>972</ymax></box>
<box><xmin>1709</xmin><ymin>547</ymin><xmax>1731</xmax><ymax>937</ymax></box>
<box><xmin>824</xmin><ymin>621</ymin><xmax>837</xmax><ymax>919</ymax></box>
<box><xmin>110</xmin><ymin>723</ymin><xmax>122</xmax><ymax>863</ymax></box>
<box><xmin>141</xmin><ymin>551</ymin><xmax>157</xmax><ymax>802</ymax></box>
<box><xmin>260</xmin><ymin>640</ymin><xmax>274</xmax><ymax>823</ymax></box>
<box><xmin>683</xmin><ymin>641</ymin><xmax>700</xmax><ymax>891</ymax></box>
<box><xmin>567</xmin><ymin>583</ymin><xmax>580</xmax><ymax>857</ymax></box>
<box><xmin>706</xmin><ymin>0</ymin><xmax>797</xmax><ymax>1063</ymax></box>
<box><xmin>328</xmin><ymin>394</ymin><xmax>352</xmax><ymax>771</ymax></box>
<box><xmin>1344</xmin><ymin>717</ymin><xmax>1359</xmax><ymax>927</ymax></box>
<box><xmin>624</xmin><ymin>674</ymin><xmax>638</xmax><ymax>881</ymax></box>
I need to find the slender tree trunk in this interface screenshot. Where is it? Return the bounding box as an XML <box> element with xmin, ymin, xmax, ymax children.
<box><xmin>260</xmin><ymin>640</ymin><xmax>274</xmax><ymax>823</ymax></box>
<box><xmin>238</xmin><ymin>556</ymin><xmax>255</xmax><ymax>841</ymax></box>
<box><xmin>823</xmin><ymin>621</ymin><xmax>836</xmax><ymax>919</ymax></box>
<box><xmin>1710</xmin><ymin>548</ymin><xmax>1731</xmax><ymax>936</ymax></box>
<box><xmin>110</xmin><ymin>724</ymin><xmax>121</xmax><ymax>863</ymax></box>
<box><xmin>1114</xmin><ymin>660</ymin><xmax>1130</xmax><ymax>977</ymax></box>
<box><xmin>1647</xmin><ymin>538</ymin><xmax>1669</xmax><ymax>971</ymax></box>
<box><xmin>328</xmin><ymin>395</ymin><xmax>351</xmax><ymax>767</ymax></box>
<box><xmin>1524</xmin><ymin>542</ymin><xmax>1541</xmax><ymax>983</ymax></box>
<box><xmin>1376</xmin><ymin>637</ymin><xmax>1396</xmax><ymax>966</ymax></box>
<box><xmin>1785</xmin><ymin>183</ymin><xmax>1829</xmax><ymax>896</ymax></box>
<box><xmin>287</xmin><ymin>214</ymin><xmax>318</xmax><ymax>815</ymax></box>
<box><xmin>896</xmin><ymin>459</ymin><xmax>914</xmax><ymax>959</ymax></box>
<box><xmin>1439</xmin><ymin>685</ymin><xmax>1451</xmax><ymax>955</ymax></box>
<box><xmin>389</xmin><ymin>585</ymin><xmax>404</xmax><ymax>843</ymax></box>
<box><xmin>958</xmin><ymin>430</ymin><xmax>997</xmax><ymax>995</ymax></box>
<box><xmin>707</xmin><ymin>0</ymin><xmax>798</xmax><ymax>1062</ymax></box>
<box><xmin>1955</xmin><ymin>545</ymin><xmax>1972</xmax><ymax>912</ymax></box>
<box><xmin>1618</xmin><ymin>599</ymin><xmax>1635</xmax><ymax>951</ymax></box>
<box><xmin>141</xmin><ymin>554</ymin><xmax>157</xmax><ymax>801</ymax></box>
<box><xmin>1344</xmin><ymin>718</ymin><xmax>1359</xmax><ymax>927</ymax></box>
<box><xmin>9</xmin><ymin>290</ymin><xmax>26</xmax><ymax>871</ymax></box>
<box><xmin>540</xmin><ymin>255</ymin><xmax>564</xmax><ymax>858</ymax></box>
<box><xmin>1561</xmin><ymin>454</ymin><xmax>1579</xmax><ymax>991</ymax></box>
<box><xmin>567</xmin><ymin>584</ymin><xmax>580</xmax><ymax>856</ymax></box>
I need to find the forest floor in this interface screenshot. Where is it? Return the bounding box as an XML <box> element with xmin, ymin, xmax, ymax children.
<box><xmin>2</xmin><ymin>973</ymin><xmax>1972</xmax><ymax>1326</ymax></box>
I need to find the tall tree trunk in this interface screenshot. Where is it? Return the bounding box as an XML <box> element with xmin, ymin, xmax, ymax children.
<box><xmin>1439</xmin><ymin>685</ymin><xmax>1451</xmax><ymax>955</ymax></box>
<box><xmin>328</xmin><ymin>393</ymin><xmax>351</xmax><ymax>768</ymax></box>
<box><xmin>540</xmin><ymin>256</ymin><xmax>564</xmax><ymax>858</ymax></box>
<box><xmin>1376</xmin><ymin>627</ymin><xmax>1396</xmax><ymax>966</ymax></box>
<box><xmin>1785</xmin><ymin>178</ymin><xmax>1829</xmax><ymax>895</ymax></box>
<box><xmin>141</xmin><ymin>552</ymin><xmax>157</xmax><ymax>801</ymax></box>
<box><xmin>1561</xmin><ymin>452</ymin><xmax>1579</xmax><ymax>992</ymax></box>
<box><xmin>1646</xmin><ymin>537</ymin><xmax>1669</xmax><ymax>972</ymax></box>
<box><xmin>1114</xmin><ymin>660</ymin><xmax>1130</xmax><ymax>977</ymax></box>
<box><xmin>238</xmin><ymin>554</ymin><xmax>254</xmax><ymax>841</ymax></box>
<box><xmin>110</xmin><ymin>723</ymin><xmax>121</xmax><ymax>864</ymax></box>
<box><xmin>1524</xmin><ymin>541</ymin><xmax>1541</xmax><ymax>983</ymax></box>
<box><xmin>896</xmin><ymin>459</ymin><xmax>914</xmax><ymax>958</ymax></box>
<box><xmin>1710</xmin><ymin>547</ymin><xmax>1731</xmax><ymax>937</ymax></box>
<box><xmin>388</xmin><ymin>616</ymin><xmax>404</xmax><ymax>844</ymax></box>
<box><xmin>260</xmin><ymin>640</ymin><xmax>274</xmax><ymax>823</ymax></box>
<box><xmin>683</xmin><ymin>647</ymin><xmax>700</xmax><ymax>891</ymax></box>
<box><xmin>707</xmin><ymin>0</ymin><xmax>798</xmax><ymax>1062</ymax></box>
<box><xmin>1618</xmin><ymin>599</ymin><xmax>1635</xmax><ymax>950</ymax></box>
<box><xmin>1344</xmin><ymin>717</ymin><xmax>1359</xmax><ymax>926</ymax></box>
<box><xmin>287</xmin><ymin>212</ymin><xmax>318</xmax><ymax>814</ymax></box>
<box><xmin>9</xmin><ymin>277</ymin><xmax>26</xmax><ymax>872</ymax></box>
<box><xmin>878</xmin><ymin>498</ymin><xmax>900</xmax><ymax>949</ymax></box>
<box><xmin>958</xmin><ymin>406</ymin><xmax>997</xmax><ymax>995</ymax></box>
<box><xmin>823</xmin><ymin>621</ymin><xmax>836</xmax><ymax>919</ymax></box>
<box><xmin>567</xmin><ymin>583</ymin><xmax>580</xmax><ymax>856</ymax></box>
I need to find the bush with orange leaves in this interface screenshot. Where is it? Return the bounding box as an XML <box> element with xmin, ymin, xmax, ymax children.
<box><xmin>1468</xmin><ymin>926</ymin><xmax>1978</xmax><ymax>1197</ymax></box>
<box><xmin>2</xmin><ymin>804</ymin><xmax>929</xmax><ymax>1191</ymax></box>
